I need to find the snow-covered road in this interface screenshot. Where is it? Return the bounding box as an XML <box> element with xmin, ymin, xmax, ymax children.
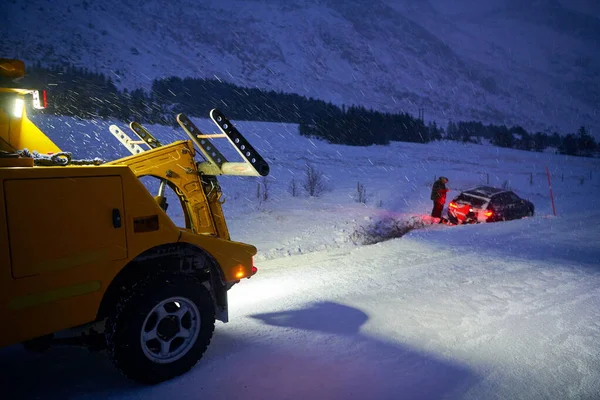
<box><xmin>2</xmin><ymin>211</ymin><xmax>599</xmax><ymax>400</ymax></box>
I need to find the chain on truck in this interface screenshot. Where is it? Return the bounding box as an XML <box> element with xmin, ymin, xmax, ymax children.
<box><xmin>0</xmin><ymin>58</ymin><xmax>269</xmax><ymax>384</ymax></box>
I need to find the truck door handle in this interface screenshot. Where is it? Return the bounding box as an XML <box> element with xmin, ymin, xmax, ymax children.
<box><xmin>112</xmin><ymin>208</ymin><xmax>122</xmax><ymax>228</ymax></box>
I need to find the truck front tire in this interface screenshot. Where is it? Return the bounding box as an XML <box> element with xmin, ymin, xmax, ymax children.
<box><xmin>105</xmin><ymin>273</ymin><xmax>215</xmax><ymax>384</ymax></box>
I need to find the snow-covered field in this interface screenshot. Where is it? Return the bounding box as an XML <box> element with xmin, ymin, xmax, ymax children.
<box><xmin>1</xmin><ymin>115</ymin><xmax>599</xmax><ymax>399</ymax></box>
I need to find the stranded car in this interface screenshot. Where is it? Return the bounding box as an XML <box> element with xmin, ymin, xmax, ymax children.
<box><xmin>447</xmin><ymin>186</ymin><xmax>534</xmax><ymax>225</ymax></box>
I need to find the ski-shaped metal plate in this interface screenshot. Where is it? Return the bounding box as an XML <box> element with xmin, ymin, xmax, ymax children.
<box><xmin>129</xmin><ymin>121</ymin><xmax>162</xmax><ymax>149</ymax></box>
<box><xmin>176</xmin><ymin>113</ymin><xmax>227</xmax><ymax>168</ymax></box>
<box><xmin>209</xmin><ymin>109</ymin><xmax>270</xmax><ymax>177</ymax></box>
<box><xmin>109</xmin><ymin>124</ymin><xmax>149</xmax><ymax>155</ymax></box>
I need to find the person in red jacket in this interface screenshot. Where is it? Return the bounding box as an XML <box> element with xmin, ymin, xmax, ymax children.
<box><xmin>430</xmin><ymin>176</ymin><xmax>449</xmax><ymax>220</ymax></box>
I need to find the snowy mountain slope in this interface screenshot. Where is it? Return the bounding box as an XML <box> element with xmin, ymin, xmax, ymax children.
<box><xmin>559</xmin><ymin>0</ymin><xmax>600</xmax><ymax>18</ymax></box>
<box><xmin>2</xmin><ymin>0</ymin><xmax>599</xmax><ymax>137</ymax></box>
<box><xmin>384</xmin><ymin>0</ymin><xmax>600</xmax><ymax>132</ymax></box>
<box><xmin>2</xmin><ymin>114</ymin><xmax>599</xmax><ymax>399</ymax></box>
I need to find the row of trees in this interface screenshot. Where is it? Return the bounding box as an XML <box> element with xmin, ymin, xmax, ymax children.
<box><xmin>18</xmin><ymin>63</ymin><xmax>598</xmax><ymax>156</ymax></box>
<box><xmin>299</xmin><ymin>105</ymin><xmax>430</xmax><ymax>146</ymax></box>
<box><xmin>446</xmin><ymin>120</ymin><xmax>598</xmax><ymax>156</ymax></box>
<box><xmin>21</xmin><ymin>64</ymin><xmax>340</xmax><ymax>125</ymax></box>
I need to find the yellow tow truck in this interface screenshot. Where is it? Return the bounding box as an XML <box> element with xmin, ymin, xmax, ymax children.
<box><xmin>0</xmin><ymin>58</ymin><xmax>269</xmax><ymax>384</ymax></box>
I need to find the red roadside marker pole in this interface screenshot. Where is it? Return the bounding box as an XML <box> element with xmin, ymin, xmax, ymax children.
<box><xmin>546</xmin><ymin>166</ymin><xmax>557</xmax><ymax>216</ymax></box>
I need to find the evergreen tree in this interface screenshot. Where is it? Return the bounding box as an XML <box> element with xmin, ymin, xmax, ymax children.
<box><xmin>428</xmin><ymin>121</ymin><xmax>442</xmax><ymax>141</ymax></box>
<box><xmin>560</xmin><ymin>134</ymin><xmax>578</xmax><ymax>155</ymax></box>
<box><xmin>492</xmin><ymin>129</ymin><xmax>514</xmax><ymax>148</ymax></box>
<box><xmin>576</xmin><ymin>126</ymin><xmax>596</xmax><ymax>156</ymax></box>
<box><xmin>532</xmin><ymin>132</ymin><xmax>547</xmax><ymax>152</ymax></box>
<box><xmin>446</xmin><ymin>120</ymin><xmax>457</xmax><ymax>140</ymax></box>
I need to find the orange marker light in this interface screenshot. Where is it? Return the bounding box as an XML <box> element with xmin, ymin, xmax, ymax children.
<box><xmin>235</xmin><ymin>271</ymin><xmax>245</xmax><ymax>279</ymax></box>
<box><xmin>484</xmin><ymin>210</ymin><xmax>493</xmax><ymax>217</ymax></box>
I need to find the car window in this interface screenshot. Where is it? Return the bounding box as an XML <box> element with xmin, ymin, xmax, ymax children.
<box><xmin>491</xmin><ymin>193</ymin><xmax>509</xmax><ymax>206</ymax></box>
<box><xmin>456</xmin><ymin>193</ymin><xmax>487</xmax><ymax>207</ymax></box>
<box><xmin>507</xmin><ymin>192</ymin><xmax>522</xmax><ymax>202</ymax></box>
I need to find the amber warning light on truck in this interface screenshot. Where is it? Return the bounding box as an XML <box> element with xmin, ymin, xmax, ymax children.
<box><xmin>13</xmin><ymin>98</ymin><xmax>24</xmax><ymax>117</ymax></box>
<box><xmin>11</xmin><ymin>90</ymin><xmax>47</xmax><ymax>118</ymax></box>
<box><xmin>235</xmin><ymin>265</ymin><xmax>258</xmax><ymax>279</ymax></box>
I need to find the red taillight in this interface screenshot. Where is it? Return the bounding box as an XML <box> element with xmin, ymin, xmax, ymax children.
<box><xmin>32</xmin><ymin>90</ymin><xmax>47</xmax><ymax>110</ymax></box>
<box><xmin>251</xmin><ymin>266</ymin><xmax>258</xmax><ymax>275</ymax></box>
<box><xmin>484</xmin><ymin>210</ymin><xmax>493</xmax><ymax>217</ymax></box>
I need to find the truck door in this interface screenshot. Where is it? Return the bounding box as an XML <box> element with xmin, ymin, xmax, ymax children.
<box><xmin>5</xmin><ymin>175</ymin><xmax>127</xmax><ymax>278</ymax></box>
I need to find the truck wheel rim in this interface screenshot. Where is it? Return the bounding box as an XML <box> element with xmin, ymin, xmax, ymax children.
<box><xmin>140</xmin><ymin>296</ymin><xmax>201</xmax><ymax>364</ymax></box>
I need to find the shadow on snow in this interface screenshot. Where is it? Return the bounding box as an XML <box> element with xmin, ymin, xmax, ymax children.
<box><xmin>0</xmin><ymin>302</ymin><xmax>478</xmax><ymax>400</ymax></box>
